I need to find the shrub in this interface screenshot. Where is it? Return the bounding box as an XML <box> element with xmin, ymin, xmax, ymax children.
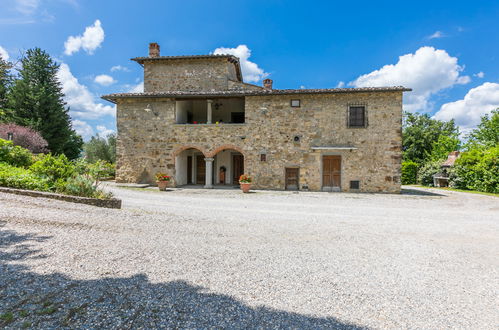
<box><xmin>401</xmin><ymin>161</ymin><xmax>418</xmax><ymax>184</ymax></box>
<box><xmin>87</xmin><ymin>160</ymin><xmax>115</xmax><ymax>181</ymax></box>
<box><xmin>29</xmin><ymin>153</ymin><xmax>75</xmax><ymax>182</ymax></box>
<box><xmin>0</xmin><ymin>123</ymin><xmax>49</xmax><ymax>153</ymax></box>
<box><xmin>0</xmin><ymin>138</ymin><xmax>33</xmax><ymax>167</ymax></box>
<box><xmin>450</xmin><ymin>147</ymin><xmax>498</xmax><ymax>193</ymax></box>
<box><xmin>0</xmin><ymin>162</ymin><xmax>50</xmax><ymax>191</ymax></box>
<box><xmin>56</xmin><ymin>174</ymin><xmax>112</xmax><ymax>199</ymax></box>
<box><xmin>417</xmin><ymin>161</ymin><xmax>442</xmax><ymax>186</ymax></box>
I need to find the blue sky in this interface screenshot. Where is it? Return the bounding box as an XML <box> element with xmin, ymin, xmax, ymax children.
<box><xmin>1</xmin><ymin>0</ymin><xmax>498</xmax><ymax>139</ymax></box>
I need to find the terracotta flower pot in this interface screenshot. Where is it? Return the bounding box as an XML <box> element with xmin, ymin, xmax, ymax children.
<box><xmin>240</xmin><ymin>182</ymin><xmax>251</xmax><ymax>193</ymax></box>
<box><xmin>157</xmin><ymin>181</ymin><xmax>168</xmax><ymax>191</ymax></box>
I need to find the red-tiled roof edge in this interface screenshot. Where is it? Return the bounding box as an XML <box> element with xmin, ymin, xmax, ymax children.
<box><xmin>102</xmin><ymin>86</ymin><xmax>412</xmax><ymax>103</ymax></box>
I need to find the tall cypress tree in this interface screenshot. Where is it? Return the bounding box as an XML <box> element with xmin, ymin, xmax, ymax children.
<box><xmin>7</xmin><ymin>48</ymin><xmax>82</xmax><ymax>158</ymax></box>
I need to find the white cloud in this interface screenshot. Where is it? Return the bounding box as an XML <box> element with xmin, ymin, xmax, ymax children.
<box><xmin>213</xmin><ymin>45</ymin><xmax>268</xmax><ymax>83</ymax></box>
<box><xmin>336</xmin><ymin>81</ymin><xmax>345</xmax><ymax>88</ymax></box>
<box><xmin>350</xmin><ymin>46</ymin><xmax>471</xmax><ymax>112</ymax></box>
<box><xmin>72</xmin><ymin>119</ymin><xmax>94</xmax><ymax>140</ymax></box>
<box><xmin>0</xmin><ymin>46</ymin><xmax>9</xmax><ymax>61</ymax></box>
<box><xmin>474</xmin><ymin>71</ymin><xmax>484</xmax><ymax>78</ymax></box>
<box><xmin>64</xmin><ymin>19</ymin><xmax>104</xmax><ymax>55</ymax></box>
<box><xmin>57</xmin><ymin>62</ymin><xmax>115</xmax><ymax>119</ymax></box>
<box><xmin>94</xmin><ymin>74</ymin><xmax>116</xmax><ymax>86</ymax></box>
<box><xmin>15</xmin><ymin>0</ymin><xmax>39</xmax><ymax>15</ymax></box>
<box><xmin>428</xmin><ymin>31</ymin><xmax>445</xmax><ymax>39</ymax></box>
<box><xmin>96</xmin><ymin>125</ymin><xmax>114</xmax><ymax>137</ymax></box>
<box><xmin>110</xmin><ymin>65</ymin><xmax>130</xmax><ymax>72</ymax></box>
<box><xmin>128</xmin><ymin>81</ymin><xmax>144</xmax><ymax>93</ymax></box>
<box><xmin>433</xmin><ymin>82</ymin><xmax>499</xmax><ymax>133</ymax></box>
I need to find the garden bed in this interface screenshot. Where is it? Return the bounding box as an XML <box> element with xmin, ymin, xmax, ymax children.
<box><xmin>0</xmin><ymin>186</ymin><xmax>122</xmax><ymax>209</ymax></box>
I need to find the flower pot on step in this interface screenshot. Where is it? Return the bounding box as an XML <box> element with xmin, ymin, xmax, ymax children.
<box><xmin>240</xmin><ymin>182</ymin><xmax>251</xmax><ymax>193</ymax></box>
<box><xmin>157</xmin><ymin>181</ymin><xmax>168</xmax><ymax>191</ymax></box>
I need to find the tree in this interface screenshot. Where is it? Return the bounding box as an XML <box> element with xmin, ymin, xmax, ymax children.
<box><xmin>0</xmin><ymin>54</ymin><xmax>13</xmax><ymax>116</ymax></box>
<box><xmin>7</xmin><ymin>48</ymin><xmax>82</xmax><ymax>158</ymax></box>
<box><xmin>83</xmin><ymin>133</ymin><xmax>116</xmax><ymax>163</ymax></box>
<box><xmin>403</xmin><ymin>112</ymin><xmax>460</xmax><ymax>164</ymax></box>
<box><xmin>0</xmin><ymin>123</ymin><xmax>48</xmax><ymax>153</ymax></box>
<box><xmin>465</xmin><ymin>109</ymin><xmax>499</xmax><ymax>149</ymax></box>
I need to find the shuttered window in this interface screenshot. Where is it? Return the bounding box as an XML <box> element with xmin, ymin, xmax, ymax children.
<box><xmin>348</xmin><ymin>106</ymin><xmax>366</xmax><ymax>128</ymax></box>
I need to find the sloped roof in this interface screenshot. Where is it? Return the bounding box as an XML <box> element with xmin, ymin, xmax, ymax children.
<box><xmin>131</xmin><ymin>54</ymin><xmax>243</xmax><ymax>81</ymax></box>
<box><xmin>442</xmin><ymin>151</ymin><xmax>460</xmax><ymax>167</ymax></box>
<box><xmin>102</xmin><ymin>86</ymin><xmax>411</xmax><ymax>103</ymax></box>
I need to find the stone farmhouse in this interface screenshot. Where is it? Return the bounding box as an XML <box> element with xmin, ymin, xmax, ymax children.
<box><xmin>102</xmin><ymin>43</ymin><xmax>411</xmax><ymax>192</ymax></box>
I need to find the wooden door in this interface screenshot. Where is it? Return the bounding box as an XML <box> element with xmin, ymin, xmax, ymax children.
<box><xmin>232</xmin><ymin>154</ymin><xmax>244</xmax><ymax>183</ymax></box>
<box><xmin>323</xmin><ymin>156</ymin><xmax>341</xmax><ymax>188</ymax></box>
<box><xmin>196</xmin><ymin>155</ymin><xmax>205</xmax><ymax>184</ymax></box>
<box><xmin>187</xmin><ymin>156</ymin><xmax>192</xmax><ymax>184</ymax></box>
<box><xmin>285</xmin><ymin>168</ymin><xmax>299</xmax><ymax>190</ymax></box>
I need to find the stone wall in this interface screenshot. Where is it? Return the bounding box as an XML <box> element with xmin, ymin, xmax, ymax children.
<box><xmin>115</xmin><ymin>91</ymin><xmax>403</xmax><ymax>193</ymax></box>
<box><xmin>144</xmin><ymin>58</ymin><xmax>238</xmax><ymax>92</ymax></box>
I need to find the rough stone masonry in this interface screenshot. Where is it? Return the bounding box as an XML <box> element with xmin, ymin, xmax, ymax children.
<box><xmin>102</xmin><ymin>43</ymin><xmax>411</xmax><ymax>192</ymax></box>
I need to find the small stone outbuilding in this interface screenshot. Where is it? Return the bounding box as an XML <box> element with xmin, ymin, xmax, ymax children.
<box><xmin>102</xmin><ymin>43</ymin><xmax>411</xmax><ymax>193</ymax></box>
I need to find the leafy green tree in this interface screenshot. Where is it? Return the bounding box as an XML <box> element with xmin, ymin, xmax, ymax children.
<box><xmin>465</xmin><ymin>109</ymin><xmax>499</xmax><ymax>149</ymax></box>
<box><xmin>83</xmin><ymin>133</ymin><xmax>116</xmax><ymax>163</ymax></box>
<box><xmin>7</xmin><ymin>48</ymin><xmax>82</xmax><ymax>158</ymax></box>
<box><xmin>403</xmin><ymin>112</ymin><xmax>460</xmax><ymax>164</ymax></box>
<box><xmin>427</xmin><ymin>135</ymin><xmax>460</xmax><ymax>162</ymax></box>
<box><xmin>0</xmin><ymin>55</ymin><xmax>13</xmax><ymax>117</ymax></box>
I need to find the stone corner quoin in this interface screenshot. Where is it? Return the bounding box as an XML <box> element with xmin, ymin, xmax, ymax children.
<box><xmin>101</xmin><ymin>43</ymin><xmax>410</xmax><ymax>193</ymax></box>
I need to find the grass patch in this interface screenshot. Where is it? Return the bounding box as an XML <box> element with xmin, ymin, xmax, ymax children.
<box><xmin>18</xmin><ymin>310</ymin><xmax>29</xmax><ymax>317</ymax></box>
<box><xmin>36</xmin><ymin>306</ymin><xmax>57</xmax><ymax>315</ymax></box>
<box><xmin>0</xmin><ymin>312</ymin><xmax>14</xmax><ymax>324</ymax></box>
<box><xmin>411</xmin><ymin>185</ymin><xmax>499</xmax><ymax>197</ymax></box>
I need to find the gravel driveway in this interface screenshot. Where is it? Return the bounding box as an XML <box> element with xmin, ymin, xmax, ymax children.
<box><xmin>0</xmin><ymin>185</ymin><xmax>497</xmax><ymax>329</ymax></box>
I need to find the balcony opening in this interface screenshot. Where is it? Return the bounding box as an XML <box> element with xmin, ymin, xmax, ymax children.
<box><xmin>175</xmin><ymin>98</ymin><xmax>245</xmax><ymax>124</ymax></box>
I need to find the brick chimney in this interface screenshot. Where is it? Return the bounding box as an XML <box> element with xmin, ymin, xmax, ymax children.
<box><xmin>263</xmin><ymin>78</ymin><xmax>273</xmax><ymax>90</ymax></box>
<box><xmin>149</xmin><ymin>43</ymin><xmax>160</xmax><ymax>57</ymax></box>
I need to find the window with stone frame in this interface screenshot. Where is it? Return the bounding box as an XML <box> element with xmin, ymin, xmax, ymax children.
<box><xmin>348</xmin><ymin>105</ymin><xmax>367</xmax><ymax>128</ymax></box>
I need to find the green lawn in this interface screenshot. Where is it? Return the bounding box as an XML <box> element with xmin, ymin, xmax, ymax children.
<box><xmin>410</xmin><ymin>185</ymin><xmax>498</xmax><ymax>197</ymax></box>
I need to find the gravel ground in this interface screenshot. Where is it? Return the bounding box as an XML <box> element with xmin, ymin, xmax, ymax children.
<box><xmin>0</xmin><ymin>185</ymin><xmax>497</xmax><ymax>329</ymax></box>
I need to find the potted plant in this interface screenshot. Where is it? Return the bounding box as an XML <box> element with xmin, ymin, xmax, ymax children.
<box><xmin>155</xmin><ymin>173</ymin><xmax>171</xmax><ymax>191</ymax></box>
<box><xmin>239</xmin><ymin>174</ymin><xmax>252</xmax><ymax>193</ymax></box>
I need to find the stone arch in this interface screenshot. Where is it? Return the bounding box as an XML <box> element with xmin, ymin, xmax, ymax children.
<box><xmin>172</xmin><ymin>145</ymin><xmax>207</xmax><ymax>158</ymax></box>
<box><xmin>207</xmin><ymin>144</ymin><xmax>245</xmax><ymax>158</ymax></box>
<box><xmin>173</xmin><ymin>145</ymin><xmax>207</xmax><ymax>186</ymax></box>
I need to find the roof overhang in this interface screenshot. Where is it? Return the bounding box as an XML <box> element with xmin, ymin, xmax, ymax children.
<box><xmin>102</xmin><ymin>86</ymin><xmax>411</xmax><ymax>104</ymax></box>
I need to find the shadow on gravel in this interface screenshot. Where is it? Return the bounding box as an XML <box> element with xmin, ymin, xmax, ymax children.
<box><xmin>0</xmin><ymin>224</ymin><xmax>365</xmax><ymax>329</ymax></box>
<box><xmin>401</xmin><ymin>188</ymin><xmax>446</xmax><ymax>197</ymax></box>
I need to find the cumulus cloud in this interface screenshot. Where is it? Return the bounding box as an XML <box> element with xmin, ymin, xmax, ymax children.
<box><xmin>64</xmin><ymin>20</ymin><xmax>104</xmax><ymax>55</ymax></box>
<box><xmin>474</xmin><ymin>71</ymin><xmax>484</xmax><ymax>78</ymax></box>
<box><xmin>350</xmin><ymin>46</ymin><xmax>471</xmax><ymax>112</ymax></box>
<box><xmin>96</xmin><ymin>125</ymin><xmax>114</xmax><ymax>137</ymax></box>
<box><xmin>0</xmin><ymin>46</ymin><xmax>9</xmax><ymax>61</ymax></box>
<box><xmin>110</xmin><ymin>65</ymin><xmax>130</xmax><ymax>72</ymax></box>
<box><xmin>433</xmin><ymin>82</ymin><xmax>499</xmax><ymax>133</ymax></box>
<box><xmin>57</xmin><ymin>63</ymin><xmax>115</xmax><ymax>119</ymax></box>
<box><xmin>428</xmin><ymin>31</ymin><xmax>445</xmax><ymax>39</ymax></box>
<box><xmin>128</xmin><ymin>81</ymin><xmax>144</xmax><ymax>93</ymax></box>
<box><xmin>72</xmin><ymin>119</ymin><xmax>94</xmax><ymax>140</ymax></box>
<box><xmin>336</xmin><ymin>81</ymin><xmax>345</xmax><ymax>88</ymax></box>
<box><xmin>213</xmin><ymin>45</ymin><xmax>268</xmax><ymax>83</ymax></box>
<box><xmin>94</xmin><ymin>74</ymin><xmax>116</xmax><ymax>86</ymax></box>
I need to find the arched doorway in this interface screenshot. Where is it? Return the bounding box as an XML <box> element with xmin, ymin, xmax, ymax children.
<box><xmin>174</xmin><ymin>147</ymin><xmax>206</xmax><ymax>186</ymax></box>
<box><xmin>210</xmin><ymin>146</ymin><xmax>245</xmax><ymax>186</ymax></box>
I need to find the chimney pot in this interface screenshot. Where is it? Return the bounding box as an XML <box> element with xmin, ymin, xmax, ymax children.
<box><xmin>263</xmin><ymin>78</ymin><xmax>273</xmax><ymax>90</ymax></box>
<box><xmin>149</xmin><ymin>43</ymin><xmax>160</xmax><ymax>57</ymax></box>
